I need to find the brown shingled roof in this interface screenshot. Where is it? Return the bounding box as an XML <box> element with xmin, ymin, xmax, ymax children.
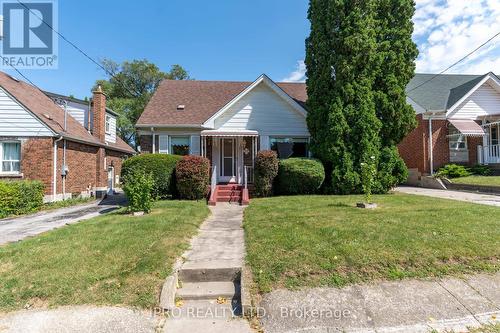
<box><xmin>0</xmin><ymin>71</ymin><xmax>135</xmax><ymax>154</ymax></box>
<box><xmin>137</xmin><ymin>79</ymin><xmax>307</xmax><ymax>126</ymax></box>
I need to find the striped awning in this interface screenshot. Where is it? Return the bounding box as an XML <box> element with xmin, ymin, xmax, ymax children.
<box><xmin>200</xmin><ymin>130</ymin><xmax>258</xmax><ymax>137</ymax></box>
<box><xmin>448</xmin><ymin>119</ymin><xmax>485</xmax><ymax>137</ymax></box>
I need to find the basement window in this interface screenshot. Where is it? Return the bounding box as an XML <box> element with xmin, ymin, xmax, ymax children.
<box><xmin>0</xmin><ymin>141</ymin><xmax>21</xmax><ymax>174</ymax></box>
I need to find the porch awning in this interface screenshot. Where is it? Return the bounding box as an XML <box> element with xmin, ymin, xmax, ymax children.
<box><xmin>200</xmin><ymin>130</ymin><xmax>259</xmax><ymax>137</ymax></box>
<box><xmin>448</xmin><ymin>119</ymin><xmax>485</xmax><ymax>136</ymax></box>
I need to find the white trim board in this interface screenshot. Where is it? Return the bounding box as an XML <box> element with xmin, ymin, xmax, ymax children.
<box><xmin>447</xmin><ymin>72</ymin><xmax>500</xmax><ymax>114</ymax></box>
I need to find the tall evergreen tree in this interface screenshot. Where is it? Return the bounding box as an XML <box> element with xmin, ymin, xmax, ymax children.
<box><xmin>305</xmin><ymin>0</ymin><xmax>417</xmax><ymax>193</ymax></box>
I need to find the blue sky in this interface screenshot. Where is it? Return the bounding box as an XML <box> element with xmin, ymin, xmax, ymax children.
<box><xmin>4</xmin><ymin>0</ymin><xmax>500</xmax><ymax>99</ymax></box>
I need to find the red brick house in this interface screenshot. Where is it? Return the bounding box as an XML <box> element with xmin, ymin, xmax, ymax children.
<box><xmin>0</xmin><ymin>71</ymin><xmax>135</xmax><ymax>202</ymax></box>
<box><xmin>400</xmin><ymin>72</ymin><xmax>500</xmax><ymax>178</ymax></box>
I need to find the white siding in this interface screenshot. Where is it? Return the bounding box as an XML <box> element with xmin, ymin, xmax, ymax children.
<box><xmin>105</xmin><ymin>113</ymin><xmax>117</xmax><ymax>143</ymax></box>
<box><xmin>448</xmin><ymin>82</ymin><xmax>500</xmax><ymax>119</ymax></box>
<box><xmin>190</xmin><ymin>135</ymin><xmax>201</xmax><ymax>155</ymax></box>
<box><xmin>214</xmin><ymin>83</ymin><xmax>309</xmax><ymax>136</ymax></box>
<box><xmin>66</xmin><ymin>106</ymin><xmax>85</xmax><ymax>126</ymax></box>
<box><xmin>0</xmin><ymin>87</ymin><xmax>53</xmax><ymax>136</ymax></box>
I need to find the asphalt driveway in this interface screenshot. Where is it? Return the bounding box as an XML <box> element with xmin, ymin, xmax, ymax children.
<box><xmin>0</xmin><ymin>193</ymin><xmax>126</xmax><ymax>246</ymax></box>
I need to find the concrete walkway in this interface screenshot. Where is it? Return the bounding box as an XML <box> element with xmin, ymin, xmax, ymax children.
<box><xmin>259</xmin><ymin>273</ymin><xmax>500</xmax><ymax>333</ymax></box>
<box><xmin>0</xmin><ymin>193</ymin><xmax>126</xmax><ymax>245</ymax></box>
<box><xmin>0</xmin><ymin>306</ymin><xmax>157</xmax><ymax>333</ymax></box>
<box><xmin>395</xmin><ymin>186</ymin><xmax>500</xmax><ymax>207</ymax></box>
<box><xmin>163</xmin><ymin>203</ymin><xmax>253</xmax><ymax>333</ymax></box>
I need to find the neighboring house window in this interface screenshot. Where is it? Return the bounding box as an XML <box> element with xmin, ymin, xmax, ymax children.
<box><xmin>170</xmin><ymin>136</ymin><xmax>190</xmax><ymax>156</ymax></box>
<box><xmin>0</xmin><ymin>142</ymin><xmax>21</xmax><ymax>173</ymax></box>
<box><xmin>105</xmin><ymin>115</ymin><xmax>111</xmax><ymax>134</ymax></box>
<box><xmin>448</xmin><ymin>126</ymin><xmax>467</xmax><ymax>150</ymax></box>
<box><xmin>270</xmin><ymin>137</ymin><xmax>309</xmax><ymax>159</ymax></box>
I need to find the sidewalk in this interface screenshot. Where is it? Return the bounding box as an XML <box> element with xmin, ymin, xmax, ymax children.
<box><xmin>259</xmin><ymin>273</ymin><xmax>500</xmax><ymax>333</ymax></box>
<box><xmin>395</xmin><ymin>186</ymin><xmax>500</xmax><ymax>207</ymax></box>
<box><xmin>163</xmin><ymin>203</ymin><xmax>253</xmax><ymax>333</ymax></box>
<box><xmin>0</xmin><ymin>193</ymin><xmax>126</xmax><ymax>245</ymax></box>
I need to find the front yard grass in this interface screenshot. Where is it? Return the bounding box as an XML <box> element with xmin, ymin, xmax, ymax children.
<box><xmin>452</xmin><ymin>175</ymin><xmax>500</xmax><ymax>187</ymax></box>
<box><xmin>244</xmin><ymin>193</ymin><xmax>500</xmax><ymax>292</ymax></box>
<box><xmin>0</xmin><ymin>200</ymin><xmax>209</xmax><ymax>312</ymax></box>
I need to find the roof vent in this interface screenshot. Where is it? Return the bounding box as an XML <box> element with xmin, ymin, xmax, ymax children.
<box><xmin>43</xmin><ymin>113</ymin><xmax>52</xmax><ymax>120</ymax></box>
<box><xmin>177</xmin><ymin>104</ymin><xmax>185</xmax><ymax>111</ymax></box>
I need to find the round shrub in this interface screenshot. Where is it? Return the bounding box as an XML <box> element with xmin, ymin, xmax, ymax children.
<box><xmin>276</xmin><ymin>158</ymin><xmax>325</xmax><ymax>195</ymax></box>
<box><xmin>176</xmin><ymin>155</ymin><xmax>210</xmax><ymax>200</ymax></box>
<box><xmin>254</xmin><ymin>150</ymin><xmax>279</xmax><ymax>197</ymax></box>
<box><xmin>436</xmin><ymin>164</ymin><xmax>471</xmax><ymax>179</ymax></box>
<box><xmin>122</xmin><ymin>167</ymin><xmax>154</xmax><ymax>213</ymax></box>
<box><xmin>121</xmin><ymin>154</ymin><xmax>182</xmax><ymax>199</ymax></box>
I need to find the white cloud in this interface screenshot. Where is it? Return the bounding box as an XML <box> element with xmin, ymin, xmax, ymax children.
<box><xmin>282</xmin><ymin>60</ymin><xmax>306</xmax><ymax>82</ymax></box>
<box><xmin>284</xmin><ymin>1</ymin><xmax>500</xmax><ymax>80</ymax></box>
<box><xmin>414</xmin><ymin>0</ymin><xmax>500</xmax><ymax>73</ymax></box>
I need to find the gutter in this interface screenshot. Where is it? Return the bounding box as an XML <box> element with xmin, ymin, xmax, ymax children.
<box><xmin>58</xmin><ymin>134</ymin><xmax>135</xmax><ymax>154</ymax></box>
<box><xmin>136</xmin><ymin>124</ymin><xmax>208</xmax><ymax>129</ymax></box>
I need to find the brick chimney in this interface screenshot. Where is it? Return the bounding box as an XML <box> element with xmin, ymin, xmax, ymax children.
<box><xmin>92</xmin><ymin>85</ymin><xmax>106</xmax><ymax>141</ymax></box>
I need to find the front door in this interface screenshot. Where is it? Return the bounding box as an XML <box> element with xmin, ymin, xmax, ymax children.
<box><xmin>220</xmin><ymin>138</ymin><xmax>236</xmax><ymax>183</ymax></box>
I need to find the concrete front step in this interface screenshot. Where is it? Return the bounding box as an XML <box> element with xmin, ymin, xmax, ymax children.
<box><xmin>179</xmin><ymin>263</ymin><xmax>241</xmax><ymax>283</ymax></box>
<box><xmin>176</xmin><ymin>281</ymin><xmax>240</xmax><ymax>301</ymax></box>
<box><xmin>217</xmin><ymin>190</ymin><xmax>242</xmax><ymax>196</ymax></box>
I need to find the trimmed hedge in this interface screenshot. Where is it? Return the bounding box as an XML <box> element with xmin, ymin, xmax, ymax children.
<box><xmin>276</xmin><ymin>158</ymin><xmax>325</xmax><ymax>195</ymax></box>
<box><xmin>176</xmin><ymin>155</ymin><xmax>210</xmax><ymax>200</ymax></box>
<box><xmin>121</xmin><ymin>154</ymin><xmax>182</xmax><ymax>199</ymax></box>
<box><xmin>0</xmin><ymin>180</ymin><xmax>44</xmax><ymax>218</ymax></box>
<box><xmin>254</xmin><ymin>150</ymin><xmax>279</xmax><ymax>197</ymax></box>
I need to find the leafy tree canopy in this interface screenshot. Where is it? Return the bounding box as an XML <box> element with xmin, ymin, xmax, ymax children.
<box><xmin>92</xmin><ymin>59</ymin><xmax>190</xmax><ymax>146</ymax></box>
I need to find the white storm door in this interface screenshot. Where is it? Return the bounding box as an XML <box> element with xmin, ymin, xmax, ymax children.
<box><xmin>220</xmin><ymin>138</ymin><xmax>236</xmax><ymax>183</ymax></box>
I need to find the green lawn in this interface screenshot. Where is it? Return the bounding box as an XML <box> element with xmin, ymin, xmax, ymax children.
<box><xmin>0</xmin><ymin>200</ymin><xmax>209</xmax><ymax>312</ymax></box>
<box><xmin>244</xmin><ymin>193</ymin><xmax>500</xmax><ymax>292</ymax></box>
<box><xmin>452</xmin><ymin>176</ymin><xmax>500</xmax><ymax>187</ymax></box>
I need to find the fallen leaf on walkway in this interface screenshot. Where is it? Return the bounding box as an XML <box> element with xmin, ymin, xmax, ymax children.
<box><xmin>175</xmin><ymin>299</ymin><xmax>184</xmax><ymax>307</ymax></box>
<box><xmin>216</xmin><ymin>296</ymin><xmax>227</xmax><ymax>304</ymax></box>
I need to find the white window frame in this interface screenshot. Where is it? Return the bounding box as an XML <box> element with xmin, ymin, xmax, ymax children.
<box><xmin>0</xmin><ymin>141</ymin><xmax>21</xmax><ymax>175</ymax></box>
<box><xmin>169</xmin><ymin>136</ymin><xmax>190</xmax><ymax>156</ymax></box>
<box><xmin>105</xmin><ymin>115</ymin><xmax>111</xmax><ymax>134</ymax></box>
<box><xmin>448</xmin><ymin>127</ymin><xmax>468</xmax><ymax>151</ymax></box>
<box><xmin>269</xmin><ymin>136</ymin><xmax>310</xmax><ymax>158</ymax></box>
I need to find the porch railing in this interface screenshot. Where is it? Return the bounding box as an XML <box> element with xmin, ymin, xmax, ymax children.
<box><xmin>478</xmin><ymin>145</ymin><xmax>500</xmax><ymax>164</ymax></box>
<box><xmin>210</xmin><ymin>165</ymin><xmax>217</xmax><ymax>194</ymax></box>
<box><xmin>244</xmin><ymin>166</ymin><xmax>254</xmax><ymax>186</ymax></box>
